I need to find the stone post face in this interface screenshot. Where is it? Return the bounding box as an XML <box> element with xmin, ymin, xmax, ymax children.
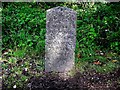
<box><xmin>45</xmin><ymin>6</ymin><xmax>76</xmax><ymax>73</ymax></box>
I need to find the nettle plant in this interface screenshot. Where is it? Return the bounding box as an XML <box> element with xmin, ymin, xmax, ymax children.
<box><xmin>2</xmin><ymin>3</ymin><xmax>46</xmax><ymax>55</ymax></box>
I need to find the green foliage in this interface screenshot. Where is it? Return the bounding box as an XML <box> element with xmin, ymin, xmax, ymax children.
<box><xmin>90</xmin><ymin>61</ymin><xmax>120</xmax><ymax>73</ymax></box>
<box><xmin>76</xmin><ymin>60</ymin><xmax>120</xmax><ymax>74</ymax></box>
<box><xmin>2</xmin><ymin>55</ymin><xmax>44</xmax><ymax>89</ymax></box>
<box><xmin>2</xmin><ymin>2</ymin><xmax>120</xmax><ymax>89</ymax></box>
<box><xmin>75</xmin><ymin>2</ymin><xmax>120</xmax><ymax>64</ymax></box>
<box><xmin>3</xmin><ymin>2</ymin><xmax>119</xmax><ymax>55</ymax></box>
<box><xmin>2</xmin><ymin>2</ymin><xmax>46</xmax><ymax>55</ymax></box>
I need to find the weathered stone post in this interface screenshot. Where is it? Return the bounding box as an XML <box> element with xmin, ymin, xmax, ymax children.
<box><xmin>45</xmin><ymin>6</ymin><xmax>76</xmax><ymax>74</ymax></box>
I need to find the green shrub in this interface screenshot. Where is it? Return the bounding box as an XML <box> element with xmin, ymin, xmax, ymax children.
<box><xmin>2</xmin><ymin>2</ymin><xmax>46</xmax><ymax>55</ymax></box>
<box><xmin>2</xmin><ymin>2</ymin><xmax>120</xmax><ymax>89</ymax></box>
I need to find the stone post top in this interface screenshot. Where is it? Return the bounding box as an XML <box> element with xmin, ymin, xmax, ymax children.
<box><xmin>47</xmin><ymin>6</ymin><xmax>77</xmax><ymax>13</ymax></box>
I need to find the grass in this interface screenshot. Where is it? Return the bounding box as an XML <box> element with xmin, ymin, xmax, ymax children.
<box><xmin>90</xmin><ymin>61</ymin><xmax>120</xmax><ymax>73</ymax></box>
<box><xmin>75</xmin><ymin>60</ymin><xmax>120</xmax><ymax>74</ymax></box>
<box><xmin>2</xmin><ymin>49</ymin><xmax>120</xmax><ymax>89</ymax></box>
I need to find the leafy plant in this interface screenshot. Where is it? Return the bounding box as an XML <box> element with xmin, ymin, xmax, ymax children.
<box><xmin>2</xmin><ymin>2</ymin><xmax>120</xmax><ymax>89</ymax></box>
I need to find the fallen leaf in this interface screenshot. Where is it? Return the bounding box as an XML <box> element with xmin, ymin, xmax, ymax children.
<box><xmin>112</xmin><ymin>60</ymin><xmax>118</xmax><ymax>63</ymax></box>
<box><xmin>93</xmin><ymin>61</ymin><xmax>101</xmax><ymax>65</ymax></box>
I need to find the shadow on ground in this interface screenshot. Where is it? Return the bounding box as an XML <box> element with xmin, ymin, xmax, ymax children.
<box><xmin>24</xmin><ymin>68</ymin><xmax>120</xmax><ymax>90</ymax></box>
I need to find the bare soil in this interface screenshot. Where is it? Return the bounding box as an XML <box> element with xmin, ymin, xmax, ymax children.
<box><xmin>25</xmin><ymin>68</ymin><xmax>120</xmax><ymax>90</ymax></box>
